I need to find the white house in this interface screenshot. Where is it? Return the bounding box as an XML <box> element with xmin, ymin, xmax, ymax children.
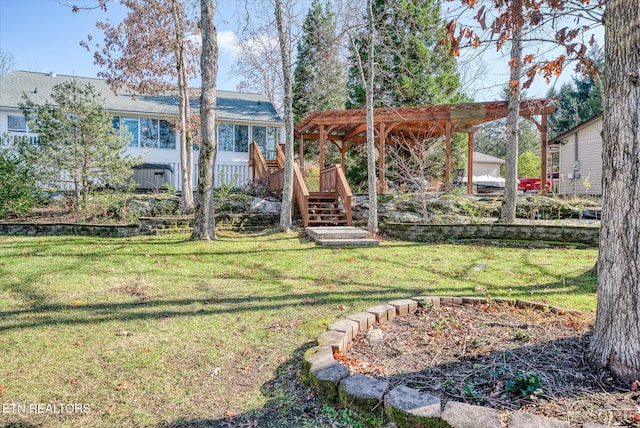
<box><xmin>0</xmin><ymin>70</ymin><xmax>283</xmax><ymax>190</ymax></box>
<box><xmin>470</xmin><ymin>151</ymin><xmax>505</xmax><ymax>177</ymax></box>
<box><xmin>550</xmin><ymin>113</ymin><xmax>603</xmax><ymax>195</ymax></box>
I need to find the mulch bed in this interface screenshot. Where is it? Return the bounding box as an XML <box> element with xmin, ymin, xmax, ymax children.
<box><xmin>341</xmin><ymin>303</ymin><xmax>640</xmax><ymax>427</ymax></box>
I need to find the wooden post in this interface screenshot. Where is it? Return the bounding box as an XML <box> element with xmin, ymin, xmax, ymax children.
<box><xmin>340</xmin><ymin>142</ymin><xmax>346</xmax><ymax>171</ymax></box>
<box><xmin>540</xmin><ymin>114</ymin><xmax>548</xmax><ymax>196</ymax></box>
<box><xmin>319</xmin><ymin>125</ymin><xmax>325</xmax><ymax>171</ymax></box>
<box><xmin>467</xmin><ymin>132</ymin><xmax>474</xmax><ymax>195</ymax></box>
<box><xmin>378</xmin><ymin>122</ymin><xmax>387</xmax><ymax>194</ymax></box>
<box><xmin>299</xmin><ymin>134</ymin><xmax>304</xmax><ymax>169</ymax></box>
<box><xmin>445</xmin><ymin>120</ymin><xmax>452</xmax><ymax>191</ymax></box>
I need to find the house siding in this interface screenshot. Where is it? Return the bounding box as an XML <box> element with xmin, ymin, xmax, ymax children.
<box><xmin>474</xmin><ymin>162</ymin><xmax>500</xmax><ymax>177</ymax></box>
<box><xmin>558</xmin><ymin>116</ymin><xmax>603</xmax><ymax>195</ymax></box>
<box><xmin>0</xmin><ymin>71</ymin><xmax>284</xmax><ymax>192</ymax></box>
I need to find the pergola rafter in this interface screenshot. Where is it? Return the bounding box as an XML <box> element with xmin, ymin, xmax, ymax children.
<box><xmin>294</xmin><ymin>98</ymin><xmax>557</xmax><ymax>194</ymax></box>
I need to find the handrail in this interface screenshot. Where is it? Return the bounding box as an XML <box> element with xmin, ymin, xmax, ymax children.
<box><xmin>293</xmin><ymin>163</ymin><xmax>310</xmax><ymax>227</ymax></box>
<box><xmin>320</xmin><ymin>164</ymin><xmax>352</xmax><ymax>226</ymax></box>
<box><xmin>249</xmin><ymin>141</ymin><xmax>269</xmax><ymax>180</ymax></box>
<box><xmin>275</xmin><ymin>143</ymin><xmax>286</xmax><ymax>169</ymax></box>
<box><xmin>266</xmin><ymin>161</ymin><xmax>311</xmax><ymax>227</ymax></box>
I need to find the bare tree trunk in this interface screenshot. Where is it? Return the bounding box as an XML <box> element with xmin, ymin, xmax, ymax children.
<box><xmin>365</xmin><ymin>0</ymin><xmax>378</xmax><ymax>234</ymax></box>
<box><xmin>191</xmin><ymin>0</ymin><xmax>218</xmax><ymax>241</ymax></box>
<box><xmin>500</xmin><ymin>3</ymin><xmax>523</xmax><ymax>223</ymax></box>
<box><xmin>171</xmin><ymin>0</ymin><xmax>194</xmax><ymax>214</ymax></box>
<box><xmin>274</xmin><ymin>0</ymin><xmax>294</xmax><ymax>233</ymax></box>
<box><xmin>588</xmin><ymin>0</ymin><xmax>640</xmax><ymax>385</ymax></box>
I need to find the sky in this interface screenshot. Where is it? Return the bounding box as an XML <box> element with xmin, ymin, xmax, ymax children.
<box><xmin>0</xmin><ymin>0</ymin><xmax>603</xmax><ymax>101</ymax></box>
<box><xmin>0</xmin><ymin>0</ymin><xmax>244</xmax><ymax>90</ymax></box>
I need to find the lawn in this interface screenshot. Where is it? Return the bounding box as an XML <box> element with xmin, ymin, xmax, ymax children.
<box><xmin>0</xmin><ymin>232</ymin><xmax>598</xmax><ymax>427</ymax></box>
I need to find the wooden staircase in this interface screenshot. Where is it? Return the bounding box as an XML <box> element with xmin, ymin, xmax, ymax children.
<box><xmin>250</xmin><ymin>142</ymin><xmax>352</xmax><ymax>228</ymax></box>
<box><xmin>307</xmin><ymin>192</ymin><xmax>348</xmax><ymax>226</ymax></box>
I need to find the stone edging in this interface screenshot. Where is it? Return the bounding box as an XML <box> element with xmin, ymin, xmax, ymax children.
<box><xmin>303</xmin><ymin>296</ymin><xmax>606</xmax><ymax>428</ymax></box>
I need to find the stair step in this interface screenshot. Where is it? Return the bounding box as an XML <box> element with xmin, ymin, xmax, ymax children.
<box><xmin>306</xmin><ymin>226</ymin><xmax>378</xmax><ymax>247</ymax></box>
<box><xmin>306</xmin><ymin>226</ymin><xmax>370</xmax><ymax>240</ymax></box>
<box><xmin>308</xmin><ymin>214</ymin><xmax>346</xmax><ymax>218</ymax></box>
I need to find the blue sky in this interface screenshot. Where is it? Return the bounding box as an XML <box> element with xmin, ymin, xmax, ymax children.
<box><xmin>0</xmin><ymin>0</ymin><xmax>602</xmax><ymax>100</ymax></box>
<box><xmin>0</xmin><ymin>0</ymin><xmax>243</xmax><ymax>90</ymax></box>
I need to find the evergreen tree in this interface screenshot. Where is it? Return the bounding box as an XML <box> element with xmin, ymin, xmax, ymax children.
<box><xmin>292</xmin><ymin>0</ymin><xmax>345</xmax><ymax>122</ymax></box>
<box><xmin>548</xmin><ymin>45</ymin><xmax>604</xmax><ymax>138</ymax></box>
<box><xmin>347</xmin><ymin>0</ymin><xmax>462</xmax><ymax>108</ymax></box>
<box><xmin>19</xmin><ymin>80</ymin><xmax>137</xmax><ymax>202</ymax></box>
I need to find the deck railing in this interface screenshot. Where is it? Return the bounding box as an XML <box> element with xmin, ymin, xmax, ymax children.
<box><xmin>267</xmin><ymin>163</ymin><xmax>310</xmax><ymax>226</ymax></box>
<box><xmin>320</xmin><ymin>164</ymin><xmax>352</xmax><ymax>226</ymax></box>
<box><xmin>275</xmin><ymin>143</ymin><xmax>286</xmax><ymax>169</ymax></box>
<box><xmin>249</xmin><ymin>141</ymin><xmax>269</xmax><ymax>181</ymax></box>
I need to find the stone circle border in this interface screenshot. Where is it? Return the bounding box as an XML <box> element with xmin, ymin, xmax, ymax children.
<box><xmin>303</xmin><ymin>296</ymin><xmax>607</xmax><ymax>428</ymax></box>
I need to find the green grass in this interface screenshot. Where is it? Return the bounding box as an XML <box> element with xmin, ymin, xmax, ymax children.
<box><xmin>0</xmin><ymin>232</ymin><xmax>597</xmax><ymax>427</ymax></box>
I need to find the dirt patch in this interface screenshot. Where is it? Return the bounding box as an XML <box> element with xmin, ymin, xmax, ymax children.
<box><xmin>342</xmin><ymin>303</ymin><xmax>640</xmax><ymax>427</ymax></box>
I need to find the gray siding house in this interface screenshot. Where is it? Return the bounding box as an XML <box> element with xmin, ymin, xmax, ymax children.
<box><xmin>0</xmin><ymin>70</ymin><xmax>283</xmax><ymax>190</ymax></box>
<box><xmin>550</xmin><ymin>113</ymin><xmax>603</xmax><ymax>195</ymax></box>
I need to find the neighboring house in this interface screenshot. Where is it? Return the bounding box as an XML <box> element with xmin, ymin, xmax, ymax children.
<box><xmin>550</xmin><ymin>113</ymin><xmax>603</xmax><ymax>195</ymax></box>
<box><xmin>470</xmin><ymin>151</ymin><xmax>505</xmax><ymax>177</ymax></box>
<box><xmin>0</xmin><ymin>70</ymin><xmax>283</xmax><ymax>190</ymax></box>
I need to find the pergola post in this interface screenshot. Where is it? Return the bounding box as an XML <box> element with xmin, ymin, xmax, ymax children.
<box><xmin>445</xmin><ymin>120</ymin><xmax>452</xmax><ymax>191</ymax></box>
<box><xmin>379</xmin><ymin>122</ymin><xmax>387</xmax><ymax>193</ymax></box>
<box><xmin>540</xmin><ymin>114</ymin><xmax>549</xmax><ymax>196</ymax></box>
<box><xmin>467</xmin><ymin>132</ymin><xmax>474</xmax><ymax>195</ymax></box>
<box><xmin>319</xmin><ymin>124</ymin><xmax>325</xmax><ymax>170</ymax></box>
<box><xmin>340</xmin><ymin>143</ymin><xmax>346</xmax><ymax>171</ymax></box>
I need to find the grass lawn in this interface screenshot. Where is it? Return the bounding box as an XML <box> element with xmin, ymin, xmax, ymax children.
<box><xmin>0</xmin><ymin>231</ymin><xmax>597</xmax><ymax>427</ymax></box>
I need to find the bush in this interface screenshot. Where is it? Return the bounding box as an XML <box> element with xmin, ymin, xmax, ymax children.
<box><xmin>0</xmin><ymin>150</ymin><xmax>39</xmax><ymax>219</ymax></box>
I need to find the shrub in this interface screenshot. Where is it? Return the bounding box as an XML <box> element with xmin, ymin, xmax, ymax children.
<box><xmin>0</xmin><ymin>150</ymin><xmax>39</xmax><ymax>219</ymax></box>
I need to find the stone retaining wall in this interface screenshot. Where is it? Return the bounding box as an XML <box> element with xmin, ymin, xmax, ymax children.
<box><xmin>304</xmin><ymin>296</ymin><xmax>606</xmax><ymax>428</ymax></box>
<box><xmin>381</xmin><ymin>222</ymin><xmax>599</xmax><ymax>246</ymax></box>
<box><xmin>0</xmin><ymin>214</ymin><xmax>280</xmax><ymax>237</ymax></box>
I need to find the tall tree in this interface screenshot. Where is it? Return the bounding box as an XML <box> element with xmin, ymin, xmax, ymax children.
<box><xmin>445</xmin><ymin>0</ymin><xmax>603</xmax><ymax>221</ymax></box>
<box><xmin>588</xmin><ymin>0</ymin><xmax>640</xmax><ymax>385</ymax></box>
<box><xmin>502</xmin><ymin>1</ymin><xmax>523</xmax><ymax>222</ymax></box>
<box><xmin>292</xmin><ymin>0</ymin><xmax>346</xmax><ymax>122</ymax></box>
<box><xmin>82</xmin><ymin>0</ymin><xmax>199</xmax><ymax>214</ymax></box>
<box><xmin>19</xmin><ymin>80</ymin><xmax>137</xmax><ymax>202</ymax></box>
<box><xmin>347</xmin><ymin>0</ymin><xmax>462</xmax><ymax>109</ymax></box>
<box><xmin>274</xmin><ymin>0</ymin><xmax>296</xmax><ymax>233</ymax></box>
<box><xmin>191</xmin><ymin>0</ymin><xmax>219</xmax><ymax>241</ymax></box>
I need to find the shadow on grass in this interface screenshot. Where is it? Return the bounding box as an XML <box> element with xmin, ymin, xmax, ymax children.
<box><xmin>156</xmin><ymin>342</ymin><xmax>338</xmax><ymax>428</ymax></box>
<box><xmin>155</xmin><ymin>329</ymin><xmax>634</xmax><ymax>428</ymax></box>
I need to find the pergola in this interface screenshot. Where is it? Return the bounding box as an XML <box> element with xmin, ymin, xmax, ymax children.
<box><xmin>294</xmin><ymin>98</ymin><xmax>557</xmax><ymax>194</ymax></box>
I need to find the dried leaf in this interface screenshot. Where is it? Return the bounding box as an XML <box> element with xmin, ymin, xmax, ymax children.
<box><xmin>0</xmin><ymin>385</ymin><xmax>6</xmax><ymax>396</ymax></box>
<box><xmin>116</xmin><ymin>381</ymin><xmax>128</xmax><ymax>390</ymax></box>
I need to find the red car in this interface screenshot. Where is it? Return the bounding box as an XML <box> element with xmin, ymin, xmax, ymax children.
<box><xmin>518</xmin><ymin>173</ymin><xmax>558</xmax><ymax>193</ymax></box>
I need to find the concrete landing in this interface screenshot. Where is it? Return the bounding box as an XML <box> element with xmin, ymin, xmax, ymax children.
<box><xmin>306</xmin><ymin>226</ymin><xmax>379</xmax><ymax>247</ymax></box>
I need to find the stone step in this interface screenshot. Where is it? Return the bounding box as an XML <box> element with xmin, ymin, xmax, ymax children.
<box><xmin>312</xmin><ymin>238</ymin><xmax>379</xmax><ymax>247</ymax></box>
<box><xmin>306</xmin><ymin>226</ymin><xmax>370</xmax><ymax>240</ymax></box>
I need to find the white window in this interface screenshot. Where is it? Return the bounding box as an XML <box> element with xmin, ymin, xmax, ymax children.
<box><xmin>252</xmin><ymin>126</ymin><xmax>281</xmax><ymax>159</ymax></box>
<box><xmin>8</xmin><ymin>115</ymin><xmax>27</xmax><ymax>132</ymax></box>
<box><xmin>112</xmin><ymin>116</ymin><xmax>175</xmax><ymax>149</ymax></box>
<box><xmin>217</xmin><ymin>123</ymin><xmax>249</xmax><ymax>153</ymax></box>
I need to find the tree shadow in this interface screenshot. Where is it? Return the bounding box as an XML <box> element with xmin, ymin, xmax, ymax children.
<box><xmin>156</xmin><ymin>342</ymin><xmax>336</xmax><ymax>428</ymax></box>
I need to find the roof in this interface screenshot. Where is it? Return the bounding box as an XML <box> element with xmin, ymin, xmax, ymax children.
<box><xmin>295</xmin><ymin>99</ymin><xmax>557</xmax><ymax>143</ymax></box>
<box><xmin>0</xmin><ymin>70</ymin><xmax>281</xmax><ymax>124</ymax></box>
<box><xmin>549</xmin><ymin>112</ymin><xmax>603</xmax><ymax>144</ymax></box>
<box><xmin>473</xmin><ymin>151</ymin><xmax>505</xmax><ymax>164</ymax></box>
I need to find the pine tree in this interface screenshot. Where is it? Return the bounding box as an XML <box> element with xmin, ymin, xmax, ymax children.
<box><xmin>347</xmin><ymin>0</ymin><xmax>462</xmax><ymax>109</ymax></box>
<box><xmin>19</xmin><ymin>80</ymin><xmax>137</xmax><ymax>203</ymax></box>
<box><xmin>292</xmin><ymin>0</ymin><xmax>345</xmax><ymax>122</ymax></box>
<box><xmin>548</xmin><ymin>45</ymin><xmax>604</xmax><ymax>137</ymax></box>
